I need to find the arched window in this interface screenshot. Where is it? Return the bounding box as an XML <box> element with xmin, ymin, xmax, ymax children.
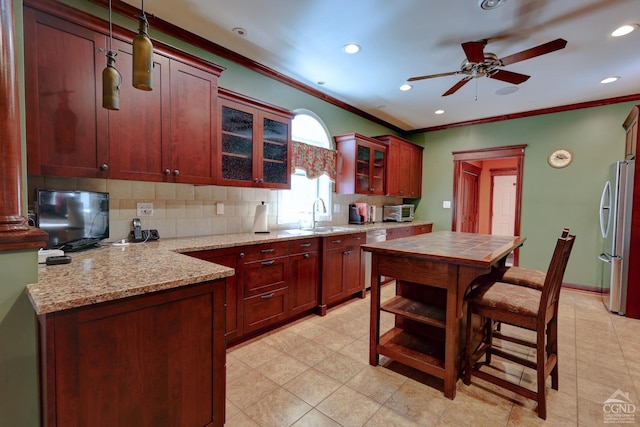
<box><xmin>277</xmin><ymin>110</ymin><xmax>333</xmax><ymax>227</ymax></box>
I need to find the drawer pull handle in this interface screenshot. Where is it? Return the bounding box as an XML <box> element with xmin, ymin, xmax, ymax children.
<box><xmin>261</xmin><ymin>248</ymin><xmax>275</xmax><ymax>253</ymax></box>
<box><xmin>262</xmin><ymin>260</ymin><xmax>275</xmax><ymax>266</ymax></box>
<box><xmin>300</xmin><ymin>243</ymin><xmax>312</xmax><ymax>247</ymax></box>
<box><xmin>353</xmin><ymin>237</ymin><xmax>361</xmax><ymax>241</ymax></box>
<box><xmin>343</xmin><ymin>250</ymin><xmax>351</xmax><ymax>255</ymax></box>
<box><xmin>331</xmin><ymin>240</ymin><xmax>342</xmax><ymax>244</ymax></box>
<box><xmin>261</xmin><ymin>293</ymin><xmax>274</xmax><ymax>299</ymax></box>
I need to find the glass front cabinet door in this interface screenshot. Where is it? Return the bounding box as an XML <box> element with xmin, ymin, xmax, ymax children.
<box><xmin>218</xmin><ymin>90</ymin><xmax>292</xmax><ymax>189</ymax></box>
<box><xmin>334</xmin><ymin>133</ymin><xmax>387</xmax><ymax>195</ymax></box>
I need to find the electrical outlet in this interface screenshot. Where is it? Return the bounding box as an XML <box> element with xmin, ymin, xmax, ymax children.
<box><xmin>216</xmin><ymin>202</ymin><xmax>224</xmax><ymax>215</ymax></box>
<box><xmin>333</xmin><ymin>204</ymin><xmax>341</xmax><ymax>213</ymax></box>
<box><xmin>137</xmin><ymin>202</ymin><xmax>154</xmax><ymax>216</ymax></box>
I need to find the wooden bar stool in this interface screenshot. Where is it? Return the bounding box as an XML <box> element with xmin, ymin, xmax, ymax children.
<box><xmin>490</xmin><ymin>228</ymin><xmax>570</xmax><ymax>292</ymax></box>
<box><xmin>464</xmin><ymin>231</ymin><xmax>575</xmax><ymax>419</ymax></box>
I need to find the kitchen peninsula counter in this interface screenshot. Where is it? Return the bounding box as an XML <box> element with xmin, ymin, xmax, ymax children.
<box><xmin>27</xmin><ymin>221</ymin><xmax>432</xmax><ymax>315</ymax></box>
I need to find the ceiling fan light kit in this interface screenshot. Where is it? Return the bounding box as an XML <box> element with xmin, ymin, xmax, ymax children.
<box><xmin>478</xmin><ymin>0</ymin><xmax>506</xmax><ymax>10</ymax></box>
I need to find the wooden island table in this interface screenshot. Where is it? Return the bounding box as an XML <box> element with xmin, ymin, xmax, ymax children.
<box><xmin>362</xmin><ymin>231</ymin><xmax>526</xmax><ymax>399</ymax></box>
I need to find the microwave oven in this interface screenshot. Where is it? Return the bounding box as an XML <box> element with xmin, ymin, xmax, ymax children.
<box><xmin>383</xmin><ymin>204</ymin><xmax>414</xmax><ymax>222</ymax></box>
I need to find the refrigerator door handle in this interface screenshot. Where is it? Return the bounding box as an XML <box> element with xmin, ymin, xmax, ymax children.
<box><xmin>599</xmin><ymin>180</ymin><xmax>611</xmax><ymax>238</ymax></box>
<box><xmin>598</xmin><ymin>253</ymin><xmax>612</xmax><ymax>263</ymax></box>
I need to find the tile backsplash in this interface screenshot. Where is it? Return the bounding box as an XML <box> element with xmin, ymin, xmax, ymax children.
<box><xmin>28</xmin><ymin>176</ymin><xmax>403</xmax><ymax>241</ymax></box>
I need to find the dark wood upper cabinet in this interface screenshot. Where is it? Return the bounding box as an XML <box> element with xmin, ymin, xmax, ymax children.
<box><xmin>217</xmin><ymin>89</ymin><xmax>293</xmax><ymax>189</ymax></box>
<box><xmin>374</xmin><ymin>134</ymin><xmax>423</xmax><ymax>198</ymax></box>
<box><xmin>107</xmin><ymin>38</ymin><xmax>169</xmax><ymax>182</ymax></box>
<box><xmin>24</xmin><ymin>9</ymin><xmax>109</xmax><ymax>178</ymax></box>
<box><xmin>334</xmin><ymin>133</ymin><xmax>388</xmax><ymax>195</ymax></box>
<box><xmin>167</xmin><ymin>61</ymin><xmax>218</xmax><ymax>184</ymax></box>
<box><xmin>24</xmin><ymin>3</ymin><xmax>224</xmax><ymax>184</ymax></box>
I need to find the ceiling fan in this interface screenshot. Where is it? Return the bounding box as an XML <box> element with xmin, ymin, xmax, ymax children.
<box><xmin>408</xmin><ymin>38</ymin><xmax>567</xmax><ymax>96</ymax></box>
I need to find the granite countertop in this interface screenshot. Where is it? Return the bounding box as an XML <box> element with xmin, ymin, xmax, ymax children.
<box><xmin>27</xmin><ymin>221</ymin><xmax>432</xmax><ymax>315</ymax></box>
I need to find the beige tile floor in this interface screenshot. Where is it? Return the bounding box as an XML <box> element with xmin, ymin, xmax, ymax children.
<box><xmin>225</xmin><ymin>284</ymin><xmax>640</xmax><ymax>426</ymax></box>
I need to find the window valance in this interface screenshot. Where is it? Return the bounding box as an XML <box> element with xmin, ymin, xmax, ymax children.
<box><xmin>291</xmin><ymin>141</ymin><xmax>336</xmax><ymax>181</ymax></box>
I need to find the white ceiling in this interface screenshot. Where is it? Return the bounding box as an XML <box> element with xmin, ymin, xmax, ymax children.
<box><xmin>128</xmin><ymin>0</ymin><xmax>639</xmax><ymax>131</ymax></box>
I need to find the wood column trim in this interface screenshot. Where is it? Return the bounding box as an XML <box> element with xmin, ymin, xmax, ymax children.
<box><xmin>0</xmin><ymin>0</ymin><xmax>48</xmax><ymax>251</ymax></box>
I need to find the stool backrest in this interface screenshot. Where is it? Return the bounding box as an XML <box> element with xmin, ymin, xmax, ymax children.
<box><xmin>539</xmin><ymin>231</ymin><xmax>575</xmax><ymax>322</ymax></box>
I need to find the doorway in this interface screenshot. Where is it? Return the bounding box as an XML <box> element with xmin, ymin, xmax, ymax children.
<box><xmin>452</xmin><ymin>145</ymin><xmax>526</xmax><ymax>264</ymax></box>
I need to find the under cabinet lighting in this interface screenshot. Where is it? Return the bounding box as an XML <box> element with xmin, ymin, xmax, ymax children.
<box><xmin>435</xmin><ymin>110</ymin><xmax>445</xmax><ymax>115</ymax></box>
<box><xmin>400</xmin><ymin>84</ymin><xmax>412</xmax><ymax>91</ymax></box>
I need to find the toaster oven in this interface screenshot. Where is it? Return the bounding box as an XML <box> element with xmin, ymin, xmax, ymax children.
<box><xmin>382</xmin><ymin>204</ymin><xmax>414</xmax><ymax>222</ymax></box>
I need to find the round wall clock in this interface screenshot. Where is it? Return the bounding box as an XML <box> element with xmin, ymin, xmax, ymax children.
<box><xmin>548</xmin><ymin>148</ymin><xmax>573</xmax><ymax>168</ymax></box>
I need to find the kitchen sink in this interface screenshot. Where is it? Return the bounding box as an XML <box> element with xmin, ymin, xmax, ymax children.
<box><xmin>307</xmin><ymin>226</ymin><xmax>353</xmax><ymax>234</ymax></box>
<box><xmin>281</xmin><ymin>226</ymin><xmax>354</xmax><ymax>236</ymax></box>
<box><xmin>281</xmin><ymin>229</ymin><xmax>314</xmax><ymax>236</ymax></box>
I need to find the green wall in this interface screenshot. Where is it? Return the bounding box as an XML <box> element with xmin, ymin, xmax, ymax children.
<box><xmin>0</xmin><ymin>1</ymin><xmax>41</xmax><ymax>425</ymax></box>
<box><xmin>3</xmin><ymin>1</ymin><xmax>637</xmax><ymax>424</ymax></box>
<box><xmin>409</xmin><ymin>102</ymin><xmax>637</xmax><ymax>288</ymax></box>
<box><xmin>0</xmin><ymin>251</ymin><xmax>40</xmax><ymax>426</ymax></box>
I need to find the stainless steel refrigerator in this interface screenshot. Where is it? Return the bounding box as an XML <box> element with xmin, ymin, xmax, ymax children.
<box><xmin>598</xmin><ymin>160</ymin><xmax>635</xmax><ymax>314</ymax></box>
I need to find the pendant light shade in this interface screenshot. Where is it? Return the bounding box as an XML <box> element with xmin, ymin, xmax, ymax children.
<box><xmin>102</xmin><ymin>0</ymin><xmax>121</xmax><ymax>110</ymax></box>
<box><xmin>132</xmin><ymin>2</ymin><xmax>153</xmax><ymax>91</ymax></box>
<box><xmin>102</xmin><ymin>51</ymin><xmax>121</xmax><ymax>110</ymax></box>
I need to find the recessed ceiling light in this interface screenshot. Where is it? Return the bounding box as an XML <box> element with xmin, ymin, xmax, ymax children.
<box><xmin>343</xmin><ymin>43</ymin><xmax>361</xmax><ymax>54</ymax></box>
<box><xmin>495</xmin><ymin>86</ymin><xmax>519</xmax><ymax>95</ymax></box>
<box><xmin>601</xmin><ymin>76</ymin><xmax>620</xmax><ymax>84</ymax></box>
<box><xmin>434</xmin><ymin>110</ymin><xmax>445</xmax><ymax>115</ymax></box>
<box><xmin>612</xmin><ymin>25</ymin><xmax>636</xmax><ymax>37</ymax></box>
<box><xmin>478</xmin><ymin>0</ymin><xmax>506</xmax><ymax>10</ymax></box>
<box><xmin>317</xmin><ymin>81</ymin><xmax>325</xmax><ymax>85</ymax></box>
<box><xmin>400</xmin><ymin>84</ymin><xmax>413</xmax><ymax>91</ymax></box>
<box><xmin>232</xmin><ymin>27</ymin><xmax>248</xmax><ymax>37</ymax></box>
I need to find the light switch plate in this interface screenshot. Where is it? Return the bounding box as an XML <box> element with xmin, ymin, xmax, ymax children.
<box><xmin>442</xmin><ymin>201</ymin><xmax>451</xmax><ymax>209</ymax></box>
<box><xmin>216</xmin><ymin>202</ymin><xmax>224</xmax><ymax>215</ymax></box>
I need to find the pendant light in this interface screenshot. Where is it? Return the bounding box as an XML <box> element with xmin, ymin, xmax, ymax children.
<box><xmin>132</xmin><ymin>0</ymin><xmax>153</xmax><ymax>91</ymax></box>
<box><xmin>102</xmin><ymin>0</ymin><xmax>121</xmax><ymax>110</ymax></box>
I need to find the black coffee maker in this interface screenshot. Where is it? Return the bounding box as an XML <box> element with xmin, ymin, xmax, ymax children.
<box><xmin>348</xmin><ymin>204</ymin><xmax>365</xmax><ymax>224</ymax></box>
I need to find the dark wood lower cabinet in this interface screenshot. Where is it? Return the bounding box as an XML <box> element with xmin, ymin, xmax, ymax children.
<box><xmin>319</xmin><ymin>232</ymin><xmax>366</xmax><ymax>315</ymax></box>
<box><xmin>37</xmin><ymin>280</ymin><xmax>226</xmax><ymax>427</ymax></box>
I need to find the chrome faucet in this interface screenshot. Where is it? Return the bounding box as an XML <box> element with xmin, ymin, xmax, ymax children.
<box><xmin>312</xmin><ymin>198</ymin><xmax>327</xmax><ymax>229</ymax></box>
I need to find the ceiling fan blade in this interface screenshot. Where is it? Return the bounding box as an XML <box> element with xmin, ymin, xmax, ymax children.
<box><xmin>488</xmin><ymin>69</ymin><xmax>530</xmax><ymax>84</ymax></box>
<box><xmin>499</xmin><ymin>38</ymin><xmax>567</xmax><ymax>66</ymax></box>
<box><xmin>442</xmin><ymin>77</ymin><xmax>472</xmax><ymax>96</ymax></box>
<box><xmin>407</xmin><ymin>71</ymin><xmax>460</xmax><ymax>82</ymax></box>
<box><xmin>461</xmin><ymin>40</ymin><xmax>487</xmax><ymax>63</ymax></box>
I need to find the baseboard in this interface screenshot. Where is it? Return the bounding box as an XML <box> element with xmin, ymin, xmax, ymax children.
<box><xmin>561</xmin><ymin>282</ymin><xmax>600</xmax><ymax>294</ymax></box>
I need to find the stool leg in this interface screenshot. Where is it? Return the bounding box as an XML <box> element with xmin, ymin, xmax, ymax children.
<box><xmin>548</xmin><ymin>318</ymin><xmax>559</xmax><ymax>390</ymax></box>
<box><xmin>536</xmin><ymin>327</ymin><xmax>547</xmax><ymax>419</ymax></box>
<box><xmin>464</xmin><ymin>308</ymin><xmax>474</xmax><ymax>385</ymax></box>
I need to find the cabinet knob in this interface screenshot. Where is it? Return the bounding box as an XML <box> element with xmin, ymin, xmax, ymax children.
<box><xmin>164</xmin><ymin>169</ymin><xmax>171</xmax><ymax>175</ymax></box>
<box><xmin>100</xmin><ymin>163</ymin><xmax>109</xmax><ymax>171</ymax></box>
<box><xmin>343</xmin><ymin>250</ymin><xmax>351</xmax><ymax>255</ymax></box>
<box><xmin>304</xmin><ymin>253</ymin><xmax>310</xmax><ymax>259</ymax></box>
<box><xmin>173</xmin><ymin>169</ymin><xmax>180</xmax><ymax>176</ymax></box>
<box><xmin>239</xmin><ymin>252</ymin><xmax>245</xmax><ymax>258</ymax></box>
<box><xmin>259</xmin><ymin>178</ymin><xmax>264</xmax><ymax>183</ymax></box>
